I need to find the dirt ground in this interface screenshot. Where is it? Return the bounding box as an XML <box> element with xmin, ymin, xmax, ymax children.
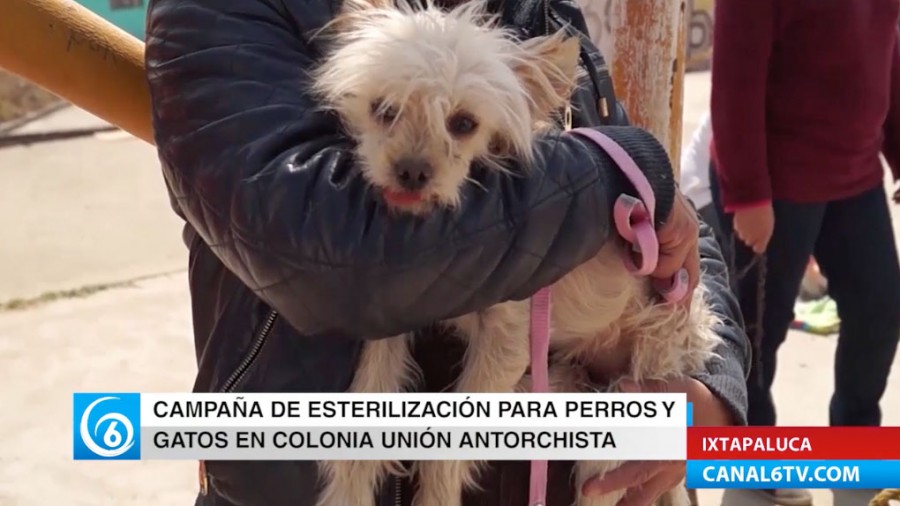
<box><xmin>0</xmin><ymin>70</ymin><xmax>60</xmax><ymax>124</ymax></box>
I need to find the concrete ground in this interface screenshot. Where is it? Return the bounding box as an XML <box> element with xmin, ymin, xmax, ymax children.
<box><xmin>0</xmin><ymin>106</ymin><xmax>185</xmax><ymax>302</ymax></box>
<box><xmin>0</xmin><ymin>71</ymin><xmax>898</xmax><ymax>506</ymax></box>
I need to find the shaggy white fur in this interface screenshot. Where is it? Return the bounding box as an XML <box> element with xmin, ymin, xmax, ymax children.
<box><xmin>311</xmin><ymin>1</ymin><xmax>722</xmax><ymax>505</ymax></box>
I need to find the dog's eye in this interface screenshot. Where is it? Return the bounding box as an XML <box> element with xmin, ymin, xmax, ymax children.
<box><xmin>370</xmin><ymin>100</ymin><xmax>398</xmax><ymax>124</ymax></box>
<box><xmin>447</xmin><ymin>113</ymin><xmax>478</xmax><ymax>137</ymax></box>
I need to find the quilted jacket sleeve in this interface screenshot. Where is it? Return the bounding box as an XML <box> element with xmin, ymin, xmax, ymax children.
<box><xmin>695</xmin><ymin>220</ymin><xmax>751</xmax><ymax>425</ymax></box>
<box><xmin>145</xmin><ymin>0</ymin><xmax>676</xmax><ymax>339</ymax></box>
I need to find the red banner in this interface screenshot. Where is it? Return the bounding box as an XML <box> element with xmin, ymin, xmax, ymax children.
<box><xmin>687</xmin><ymin>426</ymin><xmax>900</xmax><ymax>460</ymax></box>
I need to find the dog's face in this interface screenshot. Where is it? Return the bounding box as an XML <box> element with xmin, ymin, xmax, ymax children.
<box><xmin>314</xmin><ymin>0</ymin><xmax>581</xmax><ymax>215</ymax></box>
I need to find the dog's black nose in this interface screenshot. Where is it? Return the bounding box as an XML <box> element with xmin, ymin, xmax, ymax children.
<box><xmin>393</xmin><ymin>158</ymin><xmax>433</xmax><ymax>191</ymax></box>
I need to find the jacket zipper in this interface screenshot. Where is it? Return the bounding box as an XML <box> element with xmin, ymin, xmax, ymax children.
<box><xmin>225</xmin><ymin>308</ymin><xmax>404</xmax><ymax>506</ymax></box>
<box><xmin>201</xmin><ymin>309</ymin><xmax>278</xmax><ymax>496</ymax></box>
<box><xmin>220</xmin><ymin>309</ymin><xmax>279</xmax><ymax>393</ymax></box>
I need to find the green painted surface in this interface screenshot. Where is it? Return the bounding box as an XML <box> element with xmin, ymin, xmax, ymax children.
<box><xmin>73</xmin><ymin>0</ymin><xmax>148</xmax><ymax>41</ymax></box>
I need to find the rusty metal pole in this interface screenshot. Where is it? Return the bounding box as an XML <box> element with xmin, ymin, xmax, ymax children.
<box><xmin>607</xmin><ymin>0</ymin><xmax>686</xmax><ymax>176</ymax></box>
<box><xmin>575</xmin><ymin>0</ymin><xmax>687</xmax><ymax>178</ymax></box>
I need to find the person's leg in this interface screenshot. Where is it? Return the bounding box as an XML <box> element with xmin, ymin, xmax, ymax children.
<box><xmin>710</xmin><ymin>168</ymin><xmax>821</xmax><ymax>505</ymax></box>
<box><xmin>709</xmin><ymin>163</ymin><xmax>826</xmax><ymax>426</ymax></box>
<box><xmin>743</xmin><ymin>200</ymin><xmax>826</xmax><ymax>426</ymax></box>
<box><xmin>813</xmin><ymin>186</ymin><xmax>900</xmax><ymax>426</ymax></box>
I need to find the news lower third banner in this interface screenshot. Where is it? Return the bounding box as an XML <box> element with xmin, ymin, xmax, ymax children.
<box><xmin>73</xmin><ymin>392</ymin><xmax>688</xmax><ymax>461</ymax></box>
<box><xmin>72</xmin><ymin>392</ymin><xmax>900</xmax><ymax>488</ymax></box>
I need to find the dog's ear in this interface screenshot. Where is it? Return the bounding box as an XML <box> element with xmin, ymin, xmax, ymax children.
<box><xmin>513</xmin><ymin>33</ymin><xmax>581</xmax><ymax>122</ymax></box>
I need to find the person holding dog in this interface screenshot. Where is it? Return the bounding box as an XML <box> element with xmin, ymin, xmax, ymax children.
<box><xmin>711</xmin><ymin>0</ymin><xmax>900</xmax><ymax>503</ymax></box>
<box><xmin>144</xmin><ymin>0</ymin><xmax>751</xmax><ymax>504</ymax></box>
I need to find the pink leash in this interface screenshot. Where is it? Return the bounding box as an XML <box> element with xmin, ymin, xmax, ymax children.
<box><xmin>527</xmin><ymin>128</ymin><xmax>689</xmax><ymax>506</ymax></box>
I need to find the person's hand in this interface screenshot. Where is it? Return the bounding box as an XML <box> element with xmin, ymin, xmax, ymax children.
<box><xmin>733</xmin><ymin>203</ymin><xmax>774</xmax><ymax>254</ymax></box>
<box><xmin>582</xmin><ymin>460</ymin><xmax>686</xmax><ymax>506</ymax></box>
<box><xmin>654</xmin><ymin>192</ymin><xmax>700</xmax><ymax>305</ymax></box>
<box><xmin>581</xmin><ymin>377</ymin><xmax>734</xmax><ymax>505</ymax></box>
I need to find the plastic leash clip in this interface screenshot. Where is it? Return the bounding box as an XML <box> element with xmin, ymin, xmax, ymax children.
<box><xmin>569</xmin><ymin>127</ymin><xmax>689</xmax><ymax>304</ymax></box>
<box><xmin>615</xmin><ymin>196</ymin><xmax>689</xmax><ymax>303</ymax></box>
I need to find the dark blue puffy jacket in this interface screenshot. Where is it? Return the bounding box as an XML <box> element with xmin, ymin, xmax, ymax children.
<box><xmin>145</xmin><ymin>0</ymin><xmax>751</xmax><ymax>504</ymax></box>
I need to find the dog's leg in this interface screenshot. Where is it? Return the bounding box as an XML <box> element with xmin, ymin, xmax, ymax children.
<box><xmin>574</xmin><ymin>460</ymin><xmax>627</xmax><ymax>506</ymax></box>
<box><xmin>536</xmin><ymin>369</ymin><xmax>625</xmax><ymax>506</ymax></box>
<box><xmin>573</xmin><ymin>287</ymin><xmax>718</xmax><ymax>506</ymax></box>
<box><xmin>414</xmin><ymin>303</ymin><xmax>530</xmax><ymax>506</ymax></box>
<box><xmin>317</xmin><ymin>335</ymin><xmax>418</xmax><ymax>506</ymax></box>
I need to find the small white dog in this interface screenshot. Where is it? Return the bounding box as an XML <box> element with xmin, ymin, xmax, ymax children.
<box><xmin>312</xmin><ymin>1</ymin><xmax>722</xmax><ymax>505</ymax></box>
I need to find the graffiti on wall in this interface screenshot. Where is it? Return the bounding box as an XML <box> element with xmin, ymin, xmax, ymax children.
<box><xmin>572</xmin><ymin>0</ymin><xmax>613</xmax><ymax>62</ymax></box>
<box><xmin>574</xmin><ymin>0</ymin><xmax>715</xmax><ymax>72</ymax></box>
<box><xmin>686</xmin><ymin>0</ymin><xmax>714</xmax><ymax>70</ymax></box>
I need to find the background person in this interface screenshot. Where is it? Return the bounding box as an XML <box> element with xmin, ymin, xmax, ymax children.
<box><xmin>710</xmin><ymin>0</ymin><xmax>900</xmax><ymax>503</ymax></box>
<box><xmin>680</xmin><ymin>112</ymin><xmax>717</xmax><ymax>227</ymax></box>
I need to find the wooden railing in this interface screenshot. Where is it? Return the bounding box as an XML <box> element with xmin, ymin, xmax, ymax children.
<box><xmin>0</xmin><ymin>0</ymin><xmax>153</xmax><ymax>143</ymax></box>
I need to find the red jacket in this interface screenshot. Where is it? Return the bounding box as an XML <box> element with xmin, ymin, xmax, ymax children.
<box><xmin>710</xmin><ymin>0</ymin><xmax>900</xmax><ymax>210</ymax></box>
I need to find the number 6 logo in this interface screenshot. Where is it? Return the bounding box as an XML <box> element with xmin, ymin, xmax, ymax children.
<box><xmin>79</xmin><ymin>396</ymin><xmax>136</xmax><ymax>458</ymax></box>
